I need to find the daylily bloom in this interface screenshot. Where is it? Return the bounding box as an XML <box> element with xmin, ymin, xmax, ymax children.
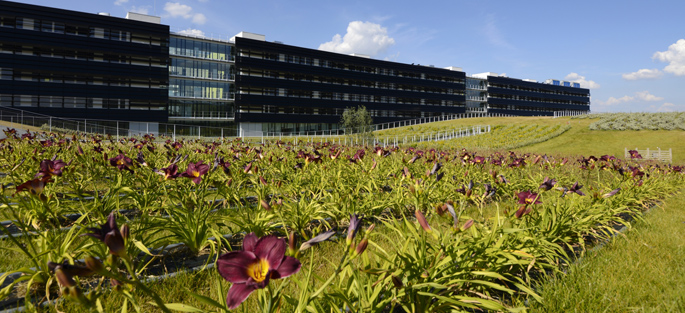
<box><xmin>182</xmin><ymin>161</ymin><xmax>209</xmax><ymax>184</ymax></box>
<box><xmin>217</xmin><ymin>233</ymin><xmax>301</xmax><ymax>309</ymax></box>
<box><xmin>517</xmin><ymin>191</ymin><xmax>541</xmax><ymax>205</ymax></box>
<box><xmin>109</xmin><ymin>154</ymin><xmax>133</xmax><ymax>173</ymax></box>
<box><xmin>568</xmin><ymin>182</ymin><xmax>585</xmax><ymax>196</ymax></box>
<box><xmin>36</xmin><ymin>159</ymin><xmax>67</xmax><ymax>178</ymax></box>
<box><xmin>155</xmin><ymin>164</ymin><xmax>180</xmax><ymax>180</ymax></box>
<box><xmin>83</xmin><ymin>212</ymin><xmax>127</xmax><ymax>257</ymax></box>
<box><xmin>16</xmin><ymin>177</ymin><xmax>51</xmax><ymax>197</ymax></box>
<box><xmin>538</xmin><ymin>177</ymin><xmax>557</xmax><ymax>191</ymax></box>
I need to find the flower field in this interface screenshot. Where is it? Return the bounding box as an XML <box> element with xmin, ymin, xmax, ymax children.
<box><xmin>0</xmin><ymin>127</ymin><xmax>683</xmax><ymax>312</ymax></box>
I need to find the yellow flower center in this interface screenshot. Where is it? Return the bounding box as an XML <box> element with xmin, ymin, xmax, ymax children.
<box><xmin>247</xmin><ymin>258</ymin><xmax>270</xmax><ymax>282</ymax></box>
<box><xmin>192</xmin><ymin>170</ymin><xmax>200</xmax><ymax>177</ymax></box>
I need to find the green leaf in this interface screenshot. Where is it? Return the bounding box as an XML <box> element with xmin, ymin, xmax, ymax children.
<box><xmin>156</xmin><ymin>303</ymin><xmax>206</xmax><ymax>312</ymax></box>
<box><xmin>190</xmin><ymin>292</ymin><xmax>225</xmax><ymax>309</ymax></box>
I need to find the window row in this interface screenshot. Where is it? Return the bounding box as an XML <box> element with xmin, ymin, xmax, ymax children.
<box><xmin>489</xmin><ymin>104</ymin><xmax>564</xmax><ymax>112</ymax></box>
<box><xmin>242</xmin><ymin>88</ymin><xmax>463</xmax><ymax>107</ymax></box>
<box><xmin>240</xmin><ymin>49</ymin><xmax>463</xmax><ymax>83</ymax></box>
<box><xmin>488</xmin><ymin>82</ymin><xmax>589</xmax><ymax>98</ymax></box>
<box><xmin>0</xmin><ymin>44</ymin><xmax>167</xmax><ymax>67</ymax></box>
<box><xmin>168</xmin><ymin>99</ymin><xmax>235</xmax><ymax>117</ymax></box>
<box><xmin>0</xmin><ymin>94</ymin><xmax>165</xmax><ymax>110</ymax></box>
<box><xmin>0</xmin><ymin>16</ymin><xmax>167</xmax><ymax>45</ymax></box>
<box><xmin>488</xmin><ymin>93</ymin><xmax>588</xmax><ymax>106</ymax></box>
<box><xmin>251</xmin><ymin>105</ymin><xmax>439</xmax><ymax>119</ymax></box>
<box><xmin>170</xmin><ymin>37</ymin><xmax>234</xmax><ymax>61</ymax></box>
<box><xmin>0</xmin><ymin>69</ymin><xmax>167</xmax><ymax>88</ymax></box>
<box><xmin>169</xmin><ymin>79</ymin><xmax>234</xmax><ymax>99</ymax></box>
<box><xmin>170</xmin><ymin>59</ymin><xmax>235</xmax><ymax>81</ymax></box>
<box><xmin>241</xmin><ymin>68</ymin><xmax>463</xmax><ymax>95</ymax></box>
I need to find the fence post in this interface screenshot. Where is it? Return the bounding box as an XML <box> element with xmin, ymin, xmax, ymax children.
<box><xmin>198</xmin><ymin>126</ymin><xmax>201</xmax><ymax>139</ymax></box>
<box><xmin>117</xmin><ymin>121</ymin><xmax>119</xmax><ymax>140</ymax></box>
<box><xmin>49</xmin><ymin>117</ymin><xmax>52</xmax><ymax>132</ymax></box>
<box><xmin>84</xmin><ymin>120</ymin><xmax>87</xmax><ymax>134</ymax></box>
<box><xmin>173</xmin><ymin>125</ymin><xmax>176</xmax><ymax>141</ymax></box>
<box><xmin>647</xmin><ymin>148</ymin><xmax>650</xmax><ymax>159</ymax></box>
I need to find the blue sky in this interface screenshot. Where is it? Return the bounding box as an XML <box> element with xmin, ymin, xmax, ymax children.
<box><xmin>14</xmin><ymin>0</ymin><xmax>685</xmax><ymax>113</ymax></box>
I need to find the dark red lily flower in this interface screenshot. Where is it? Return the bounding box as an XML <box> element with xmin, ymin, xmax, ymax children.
<box><xmin>517</xmin><ymin>191</ymin><xmax>541</xmax><ymax>205</ymax></box>
<box><xmin>182</xmin><ymin>161</ymin><xmax>209</xmax><ymax>184</ymax></box>
<box><xmin>538</xmin><ymin>177</ymin><xmax>557</xmax><ymax>191</ymax></box>
<box><xmin>109</xmin><ymin>154</ymin><xmax>133</xmax><ymax>173</ymax></box>
<box><xmin>568</xmin><ymin>182</ymin><xmax>585</xmax><ymax>196</ymax></box>
<box><xmin>83</xmin><ymin>212</ymin><xmax>127</xmax><ymax>257</ymax></box>
<box><xmin>136</xmin><ymin>151</ymin><xmax>147</xmax><ymax>167</ymax></box>
<box><xmin>154</xmin><ymin>164</ymin><xmax>180</xmax><ymax>180</ymax></box>
<box><xmin>16</xmin><ymin>177</ymin><xmax>52</xmax><ymax>197</ymax></box>
<box><xmin>217</xmin><ymin>233</ymin><xmax>301</xmax><ymax>309</ymax></box>
<box><xmin>37</xmin><ymin>159</ymin><xmax>67</xmax><ymax>178</ymax></box>
<box><xmin>470</xmin><ymin>156</ymin><xmax>486</xmax><ymax>165</ymax></box>
<box><xmin>628</xmin><ymin>150</ymin><xmax>642</xmax><ymax>159</ymax></box>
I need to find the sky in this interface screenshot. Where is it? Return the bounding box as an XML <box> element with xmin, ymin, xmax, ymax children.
<box><xmin>12</xmin><ymin>0</ymin><xmax>685</xmax><ymax>113</ymax></box>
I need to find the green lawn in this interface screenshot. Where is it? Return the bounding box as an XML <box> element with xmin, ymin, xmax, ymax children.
<box><xmin>530</xmin><ymin>189</ymin><xmax>685</xmax><ymax>312</ymax></box>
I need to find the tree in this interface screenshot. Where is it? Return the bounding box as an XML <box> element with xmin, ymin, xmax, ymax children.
<box><xmin>341</xmin><ymin>105</ymin><xmax>373</xmax><ymax>134</ymax></box>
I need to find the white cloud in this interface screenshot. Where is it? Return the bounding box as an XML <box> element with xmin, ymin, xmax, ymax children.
<box><xmin>654</xmin><ymin>102</ymin><xmax>678</xmax><ymax>112</ymax></box>
<box><xmin>635</xmin><ymin>90</ymin><xmax>664</xmax><ymax>102</ymax></box>
<box><xmin>114</xmin><ymin>0</ymin><xmax>128</xmax><ymax>5</ymax></box>
<box><xmin>564</xmin><ymin>72</ymin><xmax>600</xmax><ymax>89</ymax></box>
<box><xmin>595</xmin><ymin>91</ymin><xmax>663</xmax><ymax>106</ymax></box>
<box><xmin>595</xmin><ymin>95</ymin><xmax>634</xmax><ymax>106</ymax></box>
<box><xmin>164</xmin><ymin>2</ymin><xmax>206</xmax><ymax>24</ymax></box>
<box><xmin>653</xmin><ymin>39</ymin><xmax>685</xmax><ymax>76</ymax></box>
<box><xmin>483</xmin><ymin>14</ymin><xmax>513</xmax><ymax>50</ymax></box>
<box><xmin>129</xmin><ymin>6</ymin><xmax>150</xmax><ymax>15</ymax></box>
<box><xmin>622</xmin><ymin>68</ymin><xmax>662</xmax><ymax>80</ymax></box>
<box><xmin>319</xmin><ymin>21</ymin><xmax>395</xmax><ymax>57</ymax></box>
<box><xmin>177</xmin><ymin>28</ymin><xmax>205</xmax><ymax>37</ymax></box>
<box><xmin>192</xmin><ymin>13</ymin><xmax>206</xmax><ymax>24</ymax></box>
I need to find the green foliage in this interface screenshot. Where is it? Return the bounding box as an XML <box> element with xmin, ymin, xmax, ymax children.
<box><xmin>578</xmin><ymin>112</ymin><xmax>685</xmax><ymax>131</ymax></box>
<box><xmin>341</xmin><ymin>105</ymin><xmax>373</xmax><ymax>134</ymax></box>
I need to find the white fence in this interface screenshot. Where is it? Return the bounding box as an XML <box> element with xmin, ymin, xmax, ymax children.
<box><xmin>625</xmin><ymin>147</ymin><xmax>672</xmax><ymax>162</ymax></box>
<box><xmin>244</xmin><ymin>125</ymin><xmax>491</xmax><ymax>146</ymax></box>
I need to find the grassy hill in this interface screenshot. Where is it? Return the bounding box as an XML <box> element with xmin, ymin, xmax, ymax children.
<box><xmin>378</xmin><ymin>116</ymin><xmax>685</xmax><ymax>164</ymax></box>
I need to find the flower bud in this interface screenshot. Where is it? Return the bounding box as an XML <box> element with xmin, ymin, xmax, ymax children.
<box><xmin>354</xmin><ymin>238</ymin><xmax>369</xmax><ymax>257</ymax></box>
<box><xmin>414</xmin><ymin>209</ymin><xmax>432</xmax><ymax>233</ymax></box>
<box><xmin>120</xmin><ymin>224</ymin><xmax>130</xmax><ymax>240</ymax></box>
<box><xmin>260</xmin><ymin>199</ymin><xmax>271</xmax><ymax>210</ymax></box>
<box><xmin>391</xmin><ymin>275</ymin><xmax>404</xmax><ymax>289</ymax></box>
<box><xmin>55</xmin><ymin>268</ymin><xmax>76</xmax><ymax>287</ymax></box>
<box><xmin>365</xmin><ymin>223</ymin><xmax>375</xmax><ymax>235</ymax></box>
<box><xmin>288</xmin><ymin>232</ymin><xmax>297</xmax><ymax>256</ymax></box>
<box><xmin>85</xmin><ymin>256</ymin><xmax>104</xmax><ymax>273</ymax></box>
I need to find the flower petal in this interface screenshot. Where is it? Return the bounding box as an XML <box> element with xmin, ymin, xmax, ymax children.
<box><xmin>226</xmin><ymin>283</ymin><xmax>257</xmax><ymax>310</ymax></box>
<box><xmin>217</xmin><ymin>251</ymin><xmax>257</xmax><ymax>283</ymax></box>
<box><xmin>254</xmin><ymin>235</ymin><xmax>286</xmax><ymax>270</ymax></box>
<box><xmin>242</xmin><ymin>233</ymin><xmax>258</xmax><ymax>252</ymax></box>
<box><xmin>271</xmin><ymin>256</ymin><xmax>301</xmax><ymax>279</ymax></box>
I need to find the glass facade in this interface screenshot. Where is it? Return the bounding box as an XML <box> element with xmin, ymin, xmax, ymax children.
<box><xmin>168</xmin><ymin>35</ymin><xmax>236</xmax><ymax>122</ymax></box>
<box><xmin>169</xmin><ymin>78</ymin><xmax>233</xmax><ymax>99</ymax></box>
<box><xmin>170</xmin><ymin>58</ymin><xmax>234</xmax><ymax>80</ymax></box>
<box><xmin>170</xmin><ymin>36</ymin><xmax>234</xmax><ymax>61</ymax></box>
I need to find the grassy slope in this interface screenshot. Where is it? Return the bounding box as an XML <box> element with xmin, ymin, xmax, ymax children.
<box><xmin>381</xmin><ymin>116</ymin><xmax>685</xmax><ymax>164</ymax></box>
<box><xmin>530</xmin><ymin>190</ymin><xmax>685</xmax><ymax>312</ymax></box>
